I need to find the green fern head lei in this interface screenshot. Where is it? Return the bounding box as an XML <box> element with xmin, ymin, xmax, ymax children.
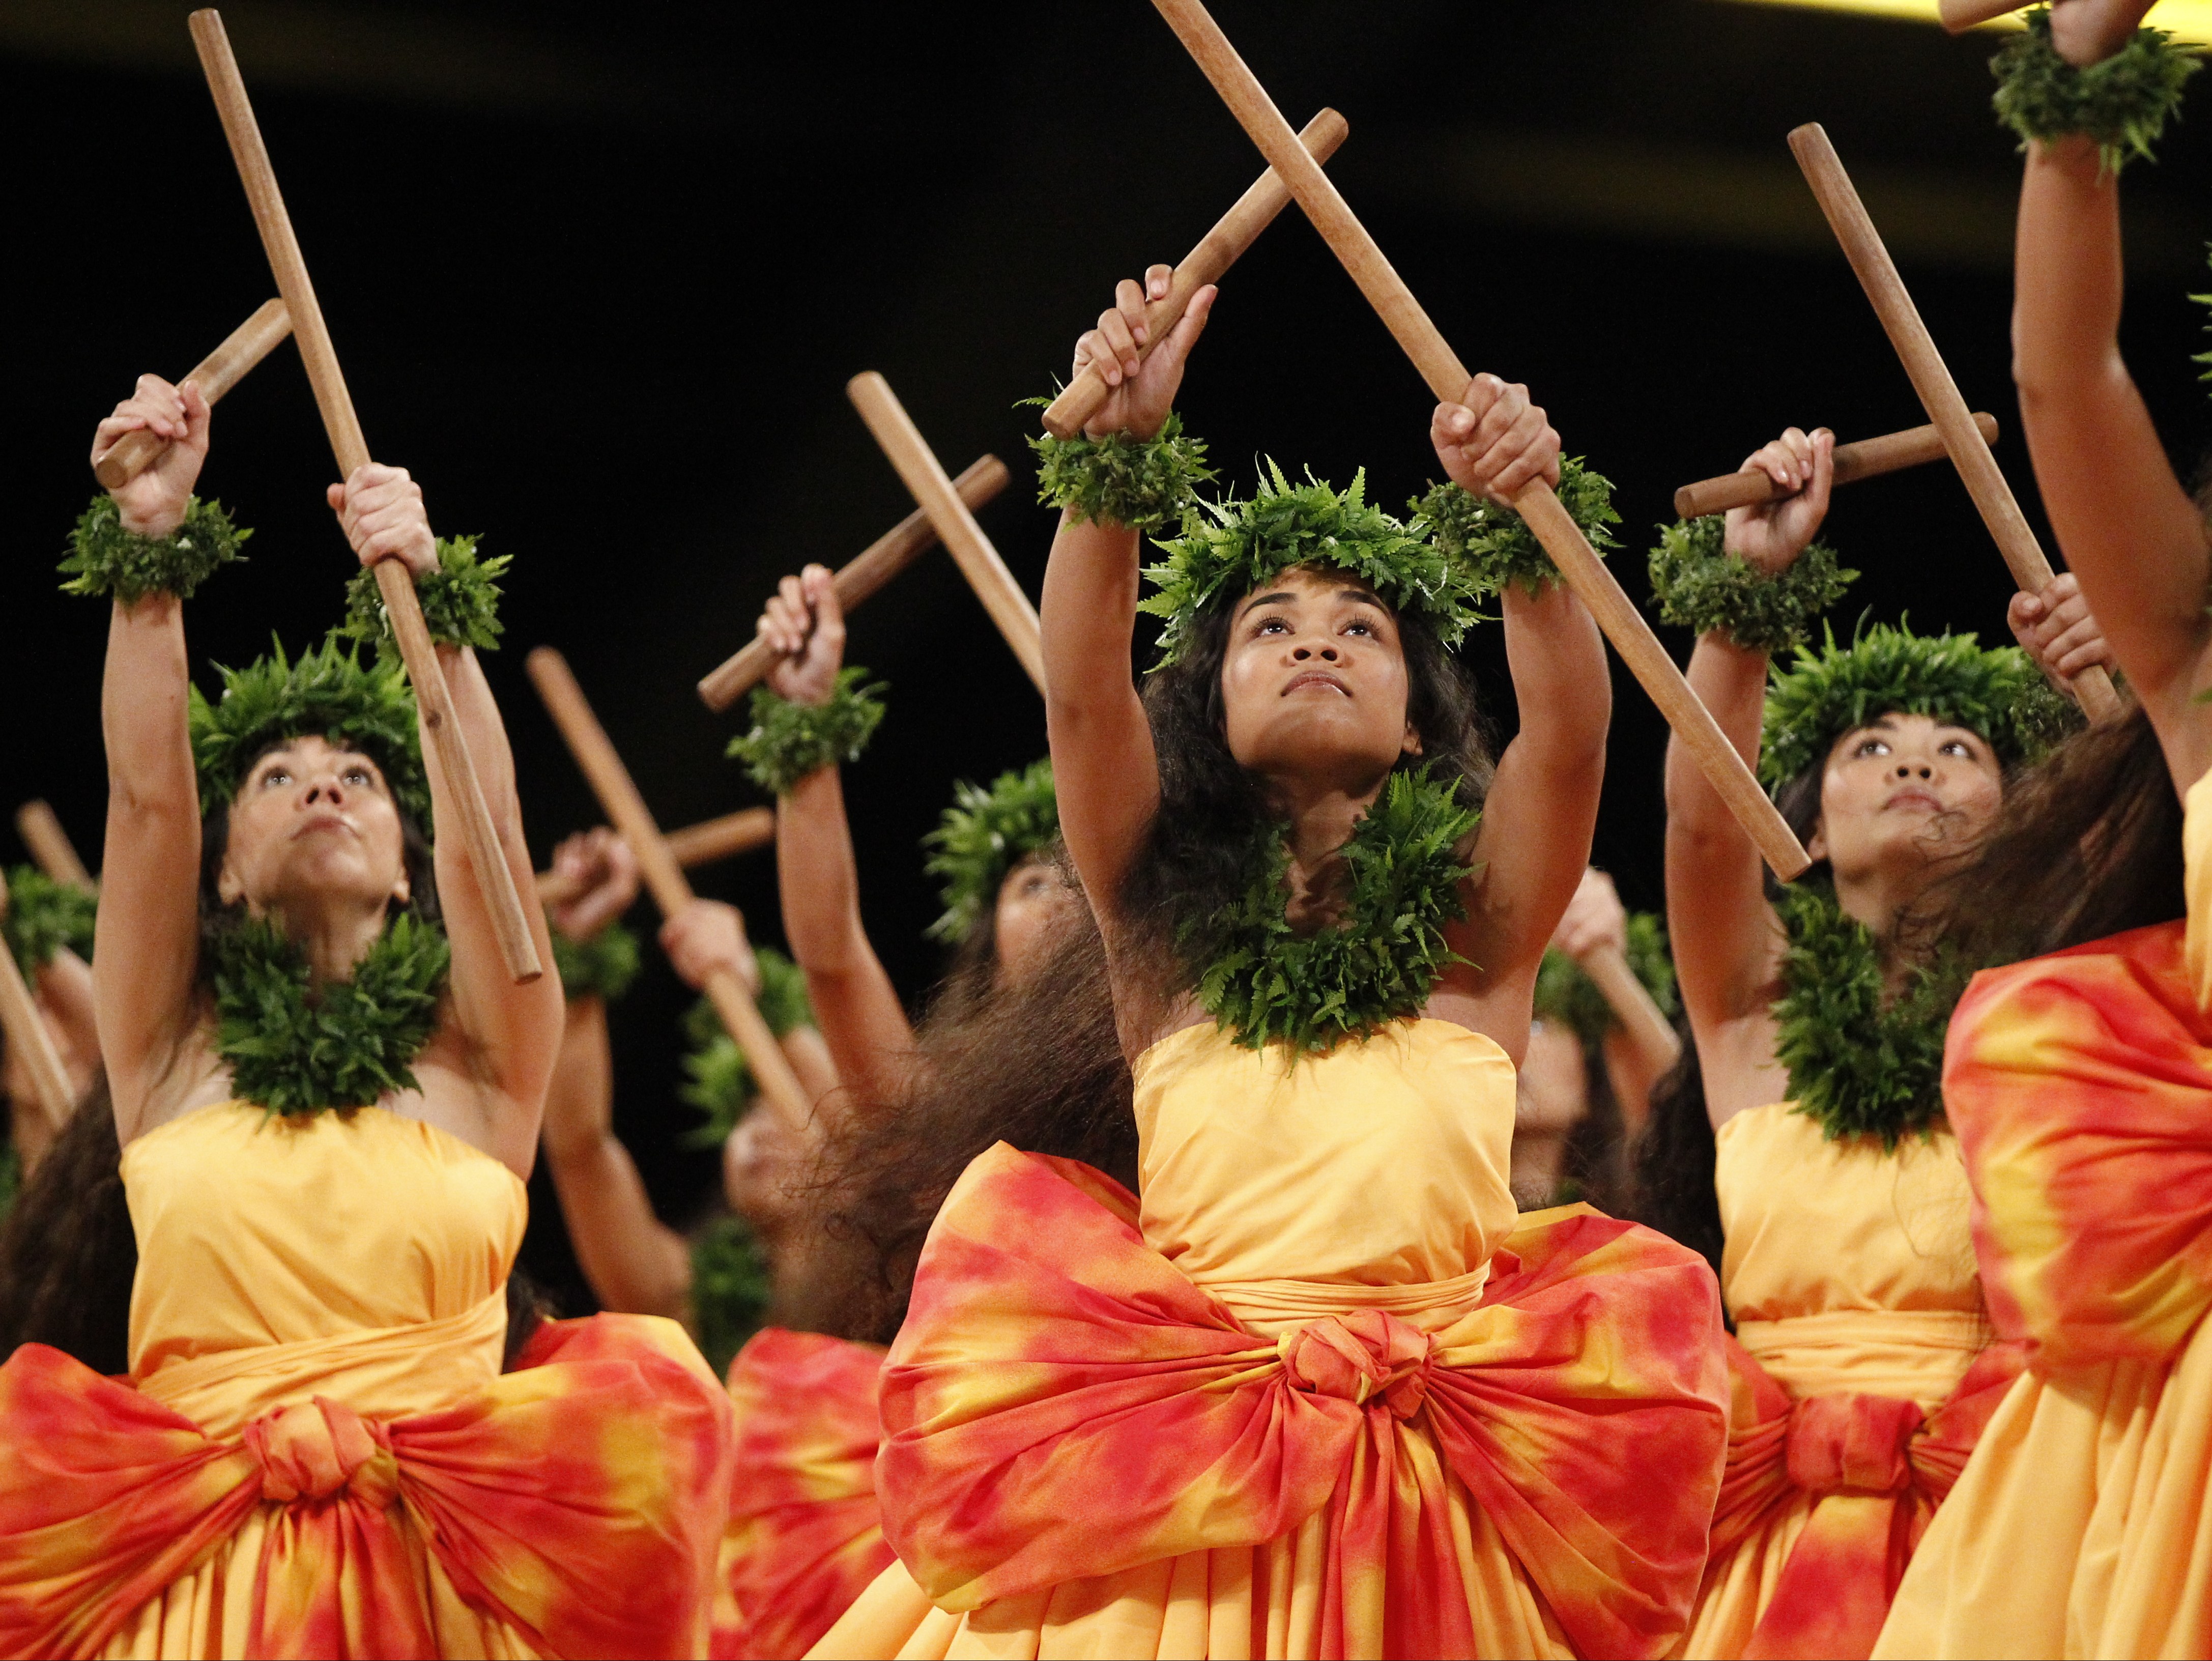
<box><xmin>924</xmin><ymin>759</ymin><xmax>1059</xmax><ymax>944</ymax></box>
<box><xmin>190</xmin><ymin>635</ymin><xmax>431</xmax><ymax>830</ymax></box>
<box><xmin>1760</xmin><ymin>620</ymin><xmax>2076</xmax><ymax>788</ymax></box>
<box><xmin>1139</xmin><ymin>462</ymin><xmax>1484</xmax><ymax>669</ymax></box>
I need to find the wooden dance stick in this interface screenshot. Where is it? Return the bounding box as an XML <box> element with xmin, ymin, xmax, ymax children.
<box><xmin>189</xmin><ymin>10</ymin><xmax>542</xmax><ymax>980</ymax></box>
<box><xmin>847</xmin><ymin>374</ymin><xmax>1047</xmax><ymax>694</ymax></box>
<box><xmin>527</xmin><ymin>648</ymin><xmax>814</xmax><ymax>1135</ymax></box>
<box><xmin>1150</xmin><ymin>0</ymin><xmax>1812</xmax><ymax>880</ymax></box>
<box><xmin>1790</xmin><ymin>123</ymin><xmax>2122</xmax><ymax>722</ymax></box>
<box><xmin>93</xmin><ymin>299</ymin><xmax>292</xmax><ymax>490</ymax></box>
<box><xmin>1582</xmin><ymin>945</ymin><xmax>1683</xmax><ymax>1074</ymax></box>
<box><xmin>697</xmin><ymin>455</ymin><xmax>1010</xmax><ymax>713</ymax></box>
<box><xmin>1673</xmin><ymin>414</ymin><xmax>2001</xmax><ymax>520</ymax></box>
<box><xmin>13</xmin><ymin>802</ymin><xmax>96</xmax><ymax>893</ymax></box>
<box><xmin>535</xmin><ymin>807</ymin><xmax>775</xmax><ymax>907</ymax></box>
<box><xmin>1939</xmin><ymin>0</ymin><xmax>2029</xmax><ymax>31</ymax></box>
<box><xmin>0</xmin><ymin>888</ymin><xmax>76</xmax><ymax>1133</ymax></box>
<box><xmin>1040</xmin><ymin>108</ymin><xmax>1348</xmax><ymax>440</ymax></box>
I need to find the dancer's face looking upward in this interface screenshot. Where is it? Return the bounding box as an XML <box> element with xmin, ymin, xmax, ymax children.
<box><xmin>1809</xmin><ymin>712</ymin><xmax>2003</xmax><ymax>893</ymax></box>
<box><xmin>216</xmin><ymin>734</ymin><xmax>411</xmax><ymax>920</ymax></box>
<box><xmin>992</xmin><ymin>854</ymin><xmax>1076</xmax><ymax>988</ymax></box>
<box><xmin>1219</xmin><ymin>566</ymin><xmax>1422</xmax><ymax>798</ymax></box>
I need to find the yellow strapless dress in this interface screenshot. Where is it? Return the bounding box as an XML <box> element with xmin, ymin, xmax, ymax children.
<box><xmin>811</xmin><ymin>1019</ymin><xmax>1730</xmax><ymax>1660</ymax></box>
<box><xmin>1678</xmin><ymin>1104</ymin><xmax>2005</xmax><ymax>1659</ymax></box>
<box><xmin>0</xmin><ymin>1102</ymin><xmax>735</xmax><ymax>1659</ymax></box>
<box><xmin>1874</xmin><ymin>766</ymin><xmax>2212</xmax><ymax>1657</ymax></box>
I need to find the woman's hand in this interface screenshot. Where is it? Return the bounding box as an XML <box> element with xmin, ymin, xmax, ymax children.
<box><xmin>2009</xmin><ymin>571</ymin><xmax>2117</xmax><ymax>687</ymax></box>
<box><xmin>1429</xmin><ymin>375</ymin><xmax>1560</xmax><ymax>505</ymax></box>
<box><xmin>547</xmin><ymin>827</ymin><xmax>641</xmax><ymax>942</ymax></box>
<box><xmin>326</xmin><ymin>463</ymin><xmax>436</xmax><ymax>576</ymax></box>
<box><xmin>1552</xmin><ymin>866</ymin><xmax>1629</xmax><ymax>964</ymax></box>
<box><xmin>2048</xmin><ymin>0</ymin><xmax>2159</xmax><ymax>66</ymax></box>
<box><xmin>759</xmin><ymin>565</ymin><xmax>846</xmax><ymax>706</ymax></box>
<box><xmin>659</xmin><ymin>898</ymin><xmax>761</xmax><ymax>996</ymax></box>
<box><xmin>1723</xmin><ymin>427</ymin><xmax>1833</xmax><ymax>575</ymax></box>
<box><xmin>93</xmin><ymin>376</ymin><xmax>209</xmax><ymax>538</ymax></box>
<box><xmin>1073</xmin><ymin>265</ymin><xmax>1216</xmax><ymax>441</ymax></box>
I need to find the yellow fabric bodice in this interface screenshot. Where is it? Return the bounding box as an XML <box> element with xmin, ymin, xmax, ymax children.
<box><xmin>122</xmin><ymin>1101</ymin><xmax>525</xmax><ymax>1438</ymax></box>
<box><xmin>2184</xmin><ymin>764</ymin><xmax>2212</xmax><ymax>1009</ymax></box>
<box><xmin>1133</xmin><ymin>1018</ymin><xmax>1519</xmax><ymax>1336</ymax></box>
<box><xmin>1715</xmin><ymin>1101</ymin><xmax>1981</xmax><ymax>1410</ymax></box>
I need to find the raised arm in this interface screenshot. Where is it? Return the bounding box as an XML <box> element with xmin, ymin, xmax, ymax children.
<box><xmin>1425</xmin><ymin>380</ymin><xmax>1606</xmax><ymax>1045</ymax></box>
<box><xmin>88</xmin><ymin>378</ymin><xmax>215</xmax><ymax>1141</ymax></box>
<box><xmin>1665</xmin><ymin>429</ymin><xmax>1832</xmax><ymax>1127</ymax></box>
<box><xmin>1042</xmin><ymin>267</ymin><xmax>1214</xmax><ymax>926</ymax></box>
<box><xmin>753</xmin><ymin>566</ymin><xmax>913</xmax><ymax>1104</ymax></box>
<box><xmin>327</xmin><ymin>466</ymin><xmax>563</xmax><ymax>1161</ymax></box>
<box><xmin>2014</xmin><ymin>117</ymin><xmax>2211</xmax><ymax>782</ymax></box>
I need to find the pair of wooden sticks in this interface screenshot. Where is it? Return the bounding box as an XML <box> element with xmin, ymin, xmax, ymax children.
<box><xmin>0</xmin><ymin>805</ymin><xmax>96</xmax><ymax>1136</ymax></box>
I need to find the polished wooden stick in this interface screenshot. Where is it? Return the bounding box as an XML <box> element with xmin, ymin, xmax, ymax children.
<box><xmin>1790</xmin><ymin>123</ymin><xmax>2122</xmax><ymax>722</ymax></box>
<box><xmin>535</xmin><ymin>808</ymin><xmax>775</xmax><ymax>907</ymax></box>
<box><xmin>698</xmin><ymin>455</ymin><xmax>1010</xmax><ymax>713</ymax></box>
<box><xmin>1149</xmin><ymin>0</ymin><xmax>1811</xmax><ymax>880</ymax></box>
<box><xmin>527</xmin><ymin>648</ymin><xmax>813</xmax><ymax>1134</ymax></box>
<box><xmin>847</xmin><ymin>374</ymin><xmax>1047</xmax><ymax>694</ymax></box>
<box><xmin>94</xmin><ymin>298</ymin><xmax>292</xmax><ymax>490</ymax></box>
<box><xmin>188</xmin><ymin>10</ymin><xmax>542</xmax><ymax>980</ymax></box>
<box><xmin>1673</xmin><ymin>414</ymin><xmax>2001</xmax><ymax>519</ymax></box>
<box><xmin>1041</xmin><ymin>108</ymin><xmax>1348</xmax><ymax>440</ymax></box>
<box><xmin>0</xmin><ymin>889</ymin><xmax>77</xmax><ymax>1133</ymax></box>
<box><xmin>1939</xmin><ymin>0</ymin><xmax>2028</xmax><ymax>31</ymax></box>
<box><xmin>13</xmin><ymin>802</ymin><xmax>96</xmax><ymax>893</ymax></box>
<box><xmin>1581</xmin><ymin>945</ymin><xmax>1683</xmax><ymax>1076</ymax></box>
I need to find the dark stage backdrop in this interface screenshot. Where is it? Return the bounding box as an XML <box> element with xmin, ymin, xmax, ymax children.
<box><xmin>5</xmin><ymin>0</ymin><xmax>2208</xmax><ymax>1309</ymax></box>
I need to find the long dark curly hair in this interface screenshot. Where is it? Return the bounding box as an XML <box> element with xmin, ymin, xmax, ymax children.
<box><xmin>1114</xmin><ymin>590</ymin><xmax>1496</xmax><ymax>1017</ymax></box>
<box><xmin>0</xmin><ymin>1080</ymin><xmax>135</xmax><ymax>1374</ymax></box>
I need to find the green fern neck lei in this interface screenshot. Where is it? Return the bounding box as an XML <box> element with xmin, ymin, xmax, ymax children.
<box><xmin>1771</xmin><ymin>881</ymin><xmax>1971</xmax><ymax>1149</ymax></box>
<box><xmin>206</xmin><ymin>910</ymin><xmax>450</xmax><ymax>1115</ymax></box>
<box><xmin>1188</xmin><ymin>767</ymin><xmax>1479</xmax><ymax>1055</ymax></box>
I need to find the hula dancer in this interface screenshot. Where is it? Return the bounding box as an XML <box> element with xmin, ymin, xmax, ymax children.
<box><xmin>1877</xmin><ymin>4</ymin><xmax>2212</xmax><ymax>1651</ymax></box>
<box><xmin>1649</xmin><ymin>418</ymin><xmax>2106</xmax><ymax>1657</ymax></box>
<box><xmin>0</xmin><ymin>372</ymin><xmax>734</xmax><ymax>1658</ymax></box>
<box><xmin>817</xmin><ymin>266</ymin><xmax>1729</xmax><ymax>1660</ymax></box>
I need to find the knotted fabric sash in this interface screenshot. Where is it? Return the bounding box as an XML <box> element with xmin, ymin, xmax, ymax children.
<box><xmin>877</xmin><ymin>1144</ymin><xmax>1731</xmax><ymax>1660</ymax></box>
<box><xmin>715</xmin><ymin>1328</ymin><xmax>895</xmax><ymax>1661</ymax></box>
<box><xmin>1705</xmin><ymin>1331</ymin><xmax>2026</xmax><ymax>1658</ymax></box>
<box><xmin>1945</xmin><ymin>919</ymin><xmax>2212</xmax><ymax>1368</ymax></box>
<box><xmin>0</xmin><ymin>1313</ymin><xmax>736</xmax><ymax>1659</ymax></box>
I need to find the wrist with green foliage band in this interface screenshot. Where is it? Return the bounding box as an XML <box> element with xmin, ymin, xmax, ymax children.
<box><xmin>1646</xmin><ymin>516</ymin><xmax>1858</xmax><ymax>654</ymax></box>
<box><xmin>4</xmin><ymin>867</ymin><xmax>97</xmax><ymax>981</ymax></box>
<box><xmin>1535</xmin><ymin>911</ymin><xmax>1678</xmax><ymax>1049</ymax></box>
<box><xmin>1032</xmin><ymin>409</ymin><xmax>1215</xmax><ymax>534</ymax></box>
<box><xmin>727</xmin><ymin>668</ymin><xmax>886</xmax><ymax>796</ymax></box>
<box><xmin>550</xmin><ymin>921</ymin><xmax>641</xmax><ymax>1004</ymax></box>
<box><xmin>1410</xmin><ymin>456</ymin><xmax>1621</xmax><ymax>600</ymax></box>
<box><xmin>1992</xmin><ymin>9</ymin><xmax>2198</xmax><ymax>173</ymax></box>
<box><xmin>341</xmin><ymin>534</ymin><xmax>509</xmax><ymax>653</ymax></box>
<box><xmin>61</xmin><ymin>494</ymin><xmax>247</xmax><ymax>604</ymax></box>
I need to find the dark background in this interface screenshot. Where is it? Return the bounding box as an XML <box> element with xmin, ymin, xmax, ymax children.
<box><xmin>6</xmin><ymin>0</ymin><xmax>2208</xmax><ymax>1308</ymax></box>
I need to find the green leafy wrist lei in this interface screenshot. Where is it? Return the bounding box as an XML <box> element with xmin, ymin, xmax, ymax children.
<box><xmin>690</xmin><ymin>1213</ymin><xmax>771</xmax><ymax>1379</ymax></box>
<box><xmin>1187</xmin><ymin>767</ymin><xmax>1478</xmax><ymax>1056</ymax></box>
<box><xmin>550</xmin><ymin>920</ymin><xmax>641</xmax><ymax>1003</ymax></box>
<box><xmin>1409</xmin><ymin>456</ymin><xmax>1621</xmax><ymax>600</ymax></box>
<box><xmin>1031</xmin><ymin>408</ymin><xmax>1216</xmax><ymax>533</ymax></box>
<box><xmin>340</xmin><ymin>534</ymin><xmax>509</xmax><ymax>653</ymax></box>
<box><xmin>1646</xmin><ymin>516</ymin><xmax>1858</xmax><ymax>653</ymax></box>
<box><xmin>4</xmin><ymin>867</ymin><xmax>98</xmax><ymax>982</ymax></box>
<box><xmin>1773</xmin><ymin>881</ymin><xmax>1971</xmax><ymax>1148</ymax></box>
<box><xmin>207</xmin><ymin>910</ymin><xmax>450</xmax><ymax>1115</ymax></box>
<box><xmin>61</xmin><ymin>494</ymin><xmax>247</xmax><ymax>604</ymax></box>
<box><xmin>680</xmin><ymin>947</ymin><xmax>814</xmax><ymax>1145</ymax></box>
<box><xmin>727</xmin><ymin>668</ymin><xmax>886</xmax><ymax>796</ymax></box>
<box><xmin>1992</xmin><ymin>9</ymin><xmax>2198</xmax><ymax>173</ymax></box>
